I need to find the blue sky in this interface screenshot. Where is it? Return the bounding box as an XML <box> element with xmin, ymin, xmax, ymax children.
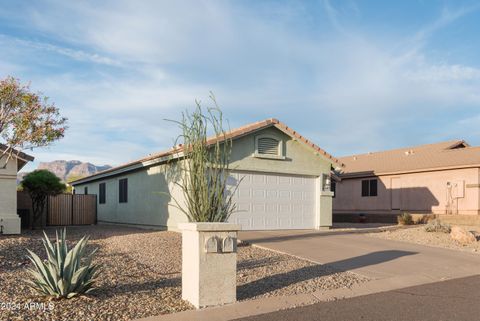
<box><xmin>1</xmin><ymin>0</ymin><xmax>479</xmax><ymax>171</ymax></box>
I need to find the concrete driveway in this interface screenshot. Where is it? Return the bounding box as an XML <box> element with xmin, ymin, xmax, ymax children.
<box><xmin>239</xmin><ymin>229</ymin><xmax>480</xmax><ymax>285</ymax></box>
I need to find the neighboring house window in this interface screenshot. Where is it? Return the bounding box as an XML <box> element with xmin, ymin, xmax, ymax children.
<box><xmin>84</xmin><ymin>186</ymin><xmax>88</xmax><ymax>195</ymax></box>
<box><xmin>119</xmin><ymin>178</ymin><xmax>128</xmax><ymax>203</ymax></box>
<box><xmin>255</xmin><ymin>135</ymin><xmax>284</xmax><ymax>159</ymax></box>
<box><xmin>361</xmin><ymin>179</ymin><xmax>377</xmax><ymax>197</ymax></box>
<box><xmin>99</xmin><ymin>182</ymin><xmax>106</xmax><ymax>204</ymax></box>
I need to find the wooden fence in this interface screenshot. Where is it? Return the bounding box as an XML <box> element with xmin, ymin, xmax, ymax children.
<box><xmin>17</xmin><ymin>192</ymin><xmax>97</xmax><ymax>227</ymax></box>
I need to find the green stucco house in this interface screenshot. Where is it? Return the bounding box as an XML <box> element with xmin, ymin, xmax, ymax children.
<box><xmin>71</xmin><ymin>119</ymin><xmax>341</xmax><ymax>230</ymax></box>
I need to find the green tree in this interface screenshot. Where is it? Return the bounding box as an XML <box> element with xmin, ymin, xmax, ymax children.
<box><xmin>0</xmin><ymin>76</ymin><xmax>67</xmax><ymax>168</ymax></box>
<box><xmin>22</xmin><ymin>170</ymin><xmax>66</xmax><ymax>228</ymax></box>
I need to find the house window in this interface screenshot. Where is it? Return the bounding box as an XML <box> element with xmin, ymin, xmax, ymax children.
<box><xmin>99</xmin><ymin>183</ymin><xmax>106</xmax><ymax>204</ymax></box>
<box><xmin>361</xmin><ymin>179</ymin><xmax>377</xmax><ymax>197</ymax></box>
<box><xmin>331</xmin><ymin>180</ymin><xmax>336</xmax><ymax>198</ymax></box>
<box><xmin>119</xmin><ymin>178</ymin><xmax>128</xmax><ymax>203</ymax></box>
<box><xmin>255</xmin><ymin>135</ymin><xmax>284</xmax><ymax>159</ymax></box>
<box><xmin>84</xmin><ymin>186</ymin><xmax>88</xmax><ymax>195</ymax></box>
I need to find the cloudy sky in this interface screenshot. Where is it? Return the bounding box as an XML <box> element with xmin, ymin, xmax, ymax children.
<box><xmin>1</xmin><ymin>0</ymin><xmax>479</xmax><ymax>171</ymax></box>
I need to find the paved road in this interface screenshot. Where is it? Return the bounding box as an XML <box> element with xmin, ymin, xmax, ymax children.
<box><xmin>235</xmin><ymin>275</ymin><xmax>480</xmax><ymax>321</ymax></box>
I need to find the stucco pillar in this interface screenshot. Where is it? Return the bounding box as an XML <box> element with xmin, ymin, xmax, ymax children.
<box><xmin>0</xmin><ymin>177</ymin><xmax>21</xmax><ymax>234</ymax></box>
<box><xmin>318</xmin><ymin>191</ymin><xmax>334</xmax><ymax>229</ymax></box>
<box><xmin>179</xmin><ymin>222</ymin><xmax>241</xmax><ymax>308</ymax></box>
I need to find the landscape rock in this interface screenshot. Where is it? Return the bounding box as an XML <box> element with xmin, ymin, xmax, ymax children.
<box><xmin>0</xmin><ymin>226</ymin><xmax>367</xmax><ymax>321</ymax></box>
<box><xmin>450</xmin><ymin>226</ymin><xmax>477</xmax><ymax>245</ymax></box>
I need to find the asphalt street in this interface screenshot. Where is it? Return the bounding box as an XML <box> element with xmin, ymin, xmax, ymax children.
<box><xmin>235</xmin><ymin>275</ymin><xmax>480</xmax><ymax>321</ymax></box>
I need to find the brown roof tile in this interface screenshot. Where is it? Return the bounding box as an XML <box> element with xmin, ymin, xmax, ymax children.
<box><xmin>71</xmin><ymin>118</ymin><xmax>340</xmax><ymax>185</ymax></box>
<box><xmin>339</xmin><ymin>140</ymin><xmax>480</xmax><ymax>177</ymax></box>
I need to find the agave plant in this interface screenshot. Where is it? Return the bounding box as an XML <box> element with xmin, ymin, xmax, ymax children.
<box><xmin>25</xmin><ymin>229</ymin><xmax>100</xmax><ymax>299</ymax></box>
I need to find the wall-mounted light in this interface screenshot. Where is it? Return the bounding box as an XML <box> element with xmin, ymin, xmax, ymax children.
<box><xmin>322</xmin><ymin>174</ymin><xmax>331</xmax><ymax>192</ymax></box>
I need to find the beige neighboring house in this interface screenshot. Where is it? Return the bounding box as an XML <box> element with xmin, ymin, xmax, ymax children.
<box><xmin>333</xmin><ymin>140</ymin><xmax>480</xmax><ymax>222</ymax></box>
<box><xmin>71</xmin><ymin>119</ymin><xmax>341</xmax><ymax>231</ymax></box>
<box><xmin>0</xmin><ymin>144</ymin><xmax>34</xmax><ymax>234</ymax></box>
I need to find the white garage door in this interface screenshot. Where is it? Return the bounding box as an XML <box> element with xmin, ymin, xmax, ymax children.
<box><xmin>227</xmin><ymin>171</ymin><xmax>317</xmax><ymax>230</ymax></box>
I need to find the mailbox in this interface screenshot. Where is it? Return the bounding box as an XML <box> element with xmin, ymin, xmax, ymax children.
<box><xmin>205</xmin><ymin>237</ymin><xmax>219</xmax><ymax>253</ymax></box>
<box><xmin>222</xmin><ymin>236</ymin><xmax>236</xmax><ymax>253</ymax></box>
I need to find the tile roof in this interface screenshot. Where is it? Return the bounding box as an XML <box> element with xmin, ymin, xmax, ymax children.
<box><xmin>0</xmin><ymin>143</ymin><xmax>35</xmax><ymax>162</ymax></box>
<box><xmin>339</xmin><ymin>140</ymin><xmax>480</xmax><ymax>177</ymax></box>
<box><xmin>71</xmin><ymin>118</ymin><xmax>341</xmax><ymax>185</ymax></box>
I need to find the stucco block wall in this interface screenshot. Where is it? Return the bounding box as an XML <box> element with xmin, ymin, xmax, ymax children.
<box><xmin>0</xmin><ymin>158</ymin><xmax>21</xmax><ymax>234</ymax></box>
<box><xmin>334</xmin><ymin>168</ymin><xmax>480</xmax><ymax>215</ymax></box>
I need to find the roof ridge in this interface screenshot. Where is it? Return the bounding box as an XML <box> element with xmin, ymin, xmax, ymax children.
<box><xmin>72</xmin><ymin>118</ymin><xmax>341</xmax><ymax>185</ymax></box>
<box><xmin>339</xmin><ymin>139</ymin><xmax>465</xmax><ymax>159</ymax></box>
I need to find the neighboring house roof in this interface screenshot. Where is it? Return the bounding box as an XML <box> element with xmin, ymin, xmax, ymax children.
<box><xmin>71</xmin><ymin>118</ymin><xmax>342</xmax><ymax>186</ymax></box>
<box><xmin>0</xmin><ymin>143</ymin><xmax>35</xmax><ymax>171</ymax></box>
<box><xmin>339</xmin><ymin>140</ymin><xmax>480</xmax><ymax>178</ymax></box>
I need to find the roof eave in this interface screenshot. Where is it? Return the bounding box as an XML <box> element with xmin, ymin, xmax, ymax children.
<box><xmin>340</xmin><ymin>163</ymin><xmax>480</xmax><ymax>179</ymax></box>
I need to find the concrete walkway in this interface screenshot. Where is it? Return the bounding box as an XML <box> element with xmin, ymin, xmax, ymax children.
<box><xmin>140</xmin><ymin>229</ymin><xmax>480</xmax><ymax>321</ymax></box>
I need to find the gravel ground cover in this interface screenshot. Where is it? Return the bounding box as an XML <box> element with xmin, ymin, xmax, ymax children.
<box><xmin>367</xmin><ymin>225</ymin><xmax>480</xmax><ymax>252</ymax></box>
<box><xmin>0</xmin><ymin>225</ymin><xmax>367</xmax><ymax>321</ymax></box>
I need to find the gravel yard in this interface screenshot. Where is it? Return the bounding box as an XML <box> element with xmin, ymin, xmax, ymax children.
<box><xmin>367</xmin><ymin>225</ymin><xmax>480</xmax><ymax>252</ymax></box>
<box><xmin>0</xmin><ymin>225</ymin><xmax>366</xmax><ymax>321</ymax></box>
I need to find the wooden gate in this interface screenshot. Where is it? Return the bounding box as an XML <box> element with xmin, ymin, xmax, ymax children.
<box><xmin>48</xmin><ymin>194</ymin><xmax>97</xmax><ymax>226</ymax></box>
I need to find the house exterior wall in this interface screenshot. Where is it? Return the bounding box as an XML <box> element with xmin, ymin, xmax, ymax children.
<box><xmin>0</xmin><ymin>157</ymin><xmax>21</xmax><ymax>234</ymax></box>
<box><xmin>76</xmin><ymin>161</ymin><xmax>188</xmax><ymax>230</ymax></box>
<box><xmin>333</xmin><ymin>167</ymin><xmax>480</xmax><ymax>216</ymax></box>
<box><xmin>230</xmin><ymin>127</ymin><xmax>331</xmax><ymax>176</ymax></box>
<box><xmin>74</xmin><ymin>127</ymin><xmax>334</xmax><ymax>230</ymax></box>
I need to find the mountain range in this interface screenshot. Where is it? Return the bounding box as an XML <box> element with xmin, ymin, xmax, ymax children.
<box><xmin>18</xmin><ymin>160</ymin><xmax>112</xmax><ymax>183</ymax></box>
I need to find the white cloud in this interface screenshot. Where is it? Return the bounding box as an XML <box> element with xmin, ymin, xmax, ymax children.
<box><xmin>2</xmin><ymin>0</ymin><xmax>480</xmax><ymax>166</ymax></box>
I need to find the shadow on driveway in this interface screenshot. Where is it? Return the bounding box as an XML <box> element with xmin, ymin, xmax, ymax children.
<box><xmin>238</xmin><ymin>250</ymin><xmax>417</xmax><ymax>299</ymax></box>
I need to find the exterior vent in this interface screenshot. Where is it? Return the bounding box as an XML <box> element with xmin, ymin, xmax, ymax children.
<box><xmin>257</xmin><ymin>137</ymin><xmax>280</xmax><ymax>155</ymax></box>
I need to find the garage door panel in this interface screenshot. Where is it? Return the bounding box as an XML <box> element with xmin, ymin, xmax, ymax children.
<box><xmin>266</xmin><ymin>176</ymin><xmax>277</xmax><ymax>184</ymax></box>
<box><xmin>292</xmin><ymin>191</ymin><xmax>303</xmax><ymax>200</ymax></box>
<box><xmin>229</xmin><ymin>171</ymin><xmax>316</xmax><ymax>230</ymax></box>
<box><xmin>279</xmin><ymin>190</ymin><xmax>290</xmax><ymax>198</ymax></box>
<box><xmin>252</xmin><ymin>203</ymin><xmax>265</xmax><ymax>212</ymax></box>
<box><xmin>266</xmin><ymin>203</ymin><xmax>277</xmax><ymax>212</ymax></box>
<box><xmin>266</xmin><ymin>190</ymin><xmax>278</xmax><ymax>199</ymax></box>
<box><xmin>253</xmin><ymin>175</ymin><xmax>265</xmax><ymax>184</ymax></box>
<box><xmin>253</xmin><ymin>189</ymin><xmax>265</xmax><ymax>198</ymax></box>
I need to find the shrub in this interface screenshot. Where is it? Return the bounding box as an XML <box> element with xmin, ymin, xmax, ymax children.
<box><xmin>397</xmin><ymin>212</ymin><xmax>414</xmax><ymax>225</ymax></box>
<box><xmin>424</xmin><ymin>219</ymin><xmax>451</xmax><ymax>233</ymax></box>
<box><xmin>22</xmin><ymin>170</ymin><xmax>66</xmax><ymax>228</ymax></box>
<box><xmin>166</xmin><ymin>95</ymin><xmax>239</xmax><ymax>222</ymax></box>
<box><xmin>25</xmin><ymin>229</ymin><xmax>100</xmax><ymax>299</ymax></box>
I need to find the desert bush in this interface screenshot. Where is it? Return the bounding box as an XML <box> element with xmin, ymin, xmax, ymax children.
<box><xmin>397</xmin><ymin>212</ymin><xmax>414</xmax><ymax>225</ymax></box>
<box><xmin>166</xmin><ymin>95</ymin><xmax>239</xmax><ymax>222</ymax></box>
<box><xmin>25</xmin><ymin>229</ymin><xmax>100</xmax><ymax>299</ymax></box>
<box><xmin>424</xmin><ymin>219</ymin><xmax>451</xmax><ymax>233</ymax></box>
